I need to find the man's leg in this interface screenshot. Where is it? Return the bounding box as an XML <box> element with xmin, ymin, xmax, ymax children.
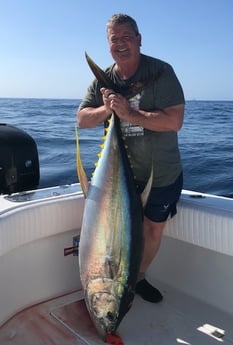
<box><xmin>136</xmin><ymin>218</ymin><xmax>166</xmax><ymax>303</ymax></box>
<box><xmin>140</xmin><ymin>217</ymin><xmax>165</xmax><ymax>273</ymax></box>
<box><xmin>135</xmin><ymin>173</ymin><xmax>183</xmax><ymax>302</ymax></box>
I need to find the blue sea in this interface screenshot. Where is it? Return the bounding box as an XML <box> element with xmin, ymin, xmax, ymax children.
<box><xmin>0</xmin><ymin>98</ymin><xmax>233</xmax><ymax>198</ymax></box>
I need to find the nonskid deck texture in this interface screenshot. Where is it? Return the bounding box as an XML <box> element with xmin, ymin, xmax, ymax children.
<box><xmin>1</xmin><ymin>284</ymin><xmax>233</xmax><ymax>345</ymax></box>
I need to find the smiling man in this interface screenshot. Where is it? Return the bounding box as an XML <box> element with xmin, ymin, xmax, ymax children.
<box><xmin>78</xmin><ymin>13</ymin><xmax>185</xmax><ymax>303</ymax></box>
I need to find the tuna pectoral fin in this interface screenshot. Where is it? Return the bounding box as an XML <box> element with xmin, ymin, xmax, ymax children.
<box><xmin>75</xmin><ymin>126</ymin><xmax>89</xmax><ymax>198</ymax></box>
<box><xmin>141</xmin><ymin>167</ymin><xmax>153</xmax><ymax>208</ymax></box>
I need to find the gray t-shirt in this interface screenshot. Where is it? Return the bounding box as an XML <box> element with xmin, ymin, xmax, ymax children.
<box><xmin>79</xmin><ymin>54</ymin><xmax>185</xmax><ymax>187</ymax></box>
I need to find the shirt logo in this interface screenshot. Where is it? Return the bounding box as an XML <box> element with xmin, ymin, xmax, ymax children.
<box><xmin>121</xmin><ymin>93</ymin><xmax>144</xmax><ymax>137</ymax></box>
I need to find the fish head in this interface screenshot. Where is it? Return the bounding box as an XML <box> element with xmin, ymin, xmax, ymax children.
<box><xmin>85</xmin><ymin>277</ymin><xmax>123</xmax><ymax>338</ymax></box>
<box><xmin>90</xmin><ymin>291</ymin><xmax>119</xmax><ymax>335</ymax></box>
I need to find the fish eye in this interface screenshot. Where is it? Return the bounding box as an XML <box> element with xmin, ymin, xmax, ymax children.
<box><xmin>106</xmin><ymin>311</ymin><xmax>115</xmax><ymax>322</ymax></box>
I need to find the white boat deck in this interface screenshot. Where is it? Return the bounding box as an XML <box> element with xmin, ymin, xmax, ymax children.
<box><xmin>1</xmin><ymin>186</ymin><xmax>233</xmax><ymax>344</ymax></box>
<box><xmin>1</xmin><ymin>282</ymin><xmax>232</xmax><ymax>345</ymax></box>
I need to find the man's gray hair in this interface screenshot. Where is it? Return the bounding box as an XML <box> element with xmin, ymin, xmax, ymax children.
<box><xmin>107</xmin><ymin>14</ymin><xmax>140</xmax><ymax>35</ymax></box>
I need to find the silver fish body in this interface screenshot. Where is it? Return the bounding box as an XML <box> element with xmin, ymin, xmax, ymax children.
<box><xmin>78</xmin><ymin>114</ymin><xmax>145</xmax><ymax>339</ymax></box>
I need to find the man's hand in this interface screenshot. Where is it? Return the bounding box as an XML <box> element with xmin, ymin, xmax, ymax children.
<box><xmin>100</xmin><ymin>87</ymin><xmax>132</xmax><ymax>120</ymax></box>
<box><xmin>100</xmin><ymin>87</ymin><xmax>115</xmax><ymax>114</ymax></box>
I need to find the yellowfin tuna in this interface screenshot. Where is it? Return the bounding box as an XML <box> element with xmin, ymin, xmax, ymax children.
<box><xmin>77</xmin><ymin>54</ymin><xmax>153</xmax><ymax>341</ymax></box>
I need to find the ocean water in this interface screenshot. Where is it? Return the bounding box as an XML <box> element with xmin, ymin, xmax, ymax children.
<box><xmin>0</xmin><ymin>98</ymin><xmax>233</xmax><ymax>198</ymax></box>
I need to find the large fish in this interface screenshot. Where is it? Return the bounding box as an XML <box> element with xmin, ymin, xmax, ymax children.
<box><xmin>77</xmin><ymin>54</ymin><xmax>153</xmax><ymax>342</ymax></box>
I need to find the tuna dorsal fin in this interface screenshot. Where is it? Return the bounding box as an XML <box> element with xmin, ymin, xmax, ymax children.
<box><xmin>75</xmin><ymin>126</ymin><xmax>89</xmax><ymax>198</ymax></box>
<box><xmin>141</xmin><ymin>166</ymin><xmax>153</xmax><ymax>208</ymax></box>
<box><xmin>85</xmin><ymin>52</ymin><xmax>116</xmax><ymax>91</ymax></box>
<box><xmin>85</xmin><ymin>52</ymin><xmax>164</xmax><ymax>99</ymax></box>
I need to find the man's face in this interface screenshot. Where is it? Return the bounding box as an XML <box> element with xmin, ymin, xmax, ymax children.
<box><xmin>107</xmin><ymin>23</ymin><xmax>141</xmax><ymax>64</ymax></box>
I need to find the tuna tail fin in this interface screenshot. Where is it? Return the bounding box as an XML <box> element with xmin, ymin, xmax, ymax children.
<box><xmin>141</xmin><ymin>166</ymin><xmax>153</xmax><ymax>208</ymax></box>
<box><xmin>75</xmin><ymin>126</ymin><xmax>89</xmax><ymax>198</ymax></box>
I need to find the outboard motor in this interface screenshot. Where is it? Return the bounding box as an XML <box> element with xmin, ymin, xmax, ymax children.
<box><xmin>0</xmin><ymin>124</ymin><xmax>40</xmax><ymax>194</ymax></box>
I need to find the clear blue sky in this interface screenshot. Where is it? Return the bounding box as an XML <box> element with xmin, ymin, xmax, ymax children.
<box><xmin>0</xmin><ymin>0</ymin><xmax>232</xmax><ymax>100</ymax></box>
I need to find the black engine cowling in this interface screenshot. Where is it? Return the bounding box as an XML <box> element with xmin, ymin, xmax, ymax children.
<box><xmin>0</xmin><ymin>124</ymin><xmax>40</xmax><ymax>194</ymax></box>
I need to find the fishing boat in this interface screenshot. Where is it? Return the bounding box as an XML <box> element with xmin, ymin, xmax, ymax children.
<box><xmin>1</xmin><ymin>181</ymin><xmax>233</xmax><ymax>344</ymax></box>
<box><xmin>1</xmin><ymin>120</ymin><xmax>233</xmax><ymax>344</ymax></box>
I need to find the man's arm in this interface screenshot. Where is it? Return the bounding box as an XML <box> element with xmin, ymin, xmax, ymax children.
<box><xmin>77</xmin><ymin>106</ymin><xmax>110</xmax><ymax>128</ymax></box>
<box><xmin>101</xmin><ymin>88</ymin><xmax>184</xmax><ymax>132</ymax></box>
<box><xmin>123</xmin><ymin>104</ymin><xmax>184</xmax><ymax>132</ymax></box>
<box><xmin>77</xmin><ymin>88</ymin><xmax>115</xmax><ymax>128</ymax></box>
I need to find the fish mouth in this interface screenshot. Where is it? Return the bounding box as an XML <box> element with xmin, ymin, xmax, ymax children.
<box><xmin>99</xmin><ymin>310</ymin><xmax>118</xmax><ymax>334</ymax></box>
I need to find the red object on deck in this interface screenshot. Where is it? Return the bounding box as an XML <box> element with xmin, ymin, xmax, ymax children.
<box><xmin>105</xmin><ymin>333</ymin><xmax>124</xmax><ymax>345</ymax></box>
